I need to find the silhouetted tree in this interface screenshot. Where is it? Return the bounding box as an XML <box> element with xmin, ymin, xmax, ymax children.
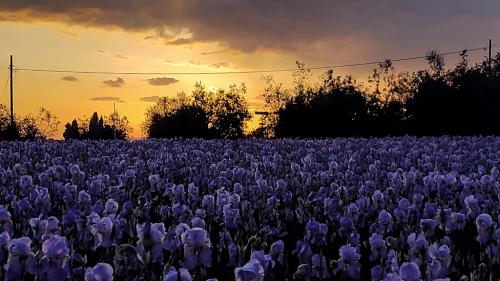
<box><xmin>0</xmin><ymin>106</ymin><xmax>59</xmax><ymax>140</ymax></box>
<box><xmin>17</xmin><ymin>115</ymin><xmax>43</xmax><ymax>140</ymax></box>
<box><xmin>275</xmin><ymin>73</ymin><xmax>371</xmax><ymax>137</ymax></box>
<box><xmin>78</xmin><ymin>112</ymin><xmax>130</xmax><ymax>140</ymax></box>
<box><xmin>261</xmin><ymin>75</ymin><xmax>291</xmax><ymax>137</ymax></box>
<box><xmin>211</xmin><ymin>83</ymin><xmax>251</xmax><ymax>139</ymax></box>
<box><xmin>63</xmin><ymin>119</ymin><xmax>81</xmax><ymax>140</ymax></box>
<box><xmin>148</xmin><ymin>105</ymin><xmax>210</xmax><ymax>138</ymax></box>
<box><xmin>0</xmin><ymin>105</ymin><xmax>19</xmax><ymax>140</ymax></box>
<box><xmin>265</xmin><ymin>52</ymin><xmax>500</xmax><ymax>138</ymax></box>
<box><xmin>37</xmin><ymin>107</ymin><xmax>61</xmax><ymax>139</ymax></box>
<box><xmin>144</xmin><ymin>82</ymin><xmax>250</xmax><ymax>139</ymax></box>
<box><xmin>107</xmin><ymin>111</ymin><xmax>133</xmax><ymax>140</ymax></box>
<box><xmin>367</xmin><ymin>59</ymin><xmax>414</xmax><ymax>136</ymax></box>
<box><xmin>0</xmin><ymin>104</ymin><xmax>10</xmax><ymax>139</ymax></box>
<box><xmin>403</xmin><ymin>49</ymin><xmax>500</xmax><ymax>136</ymax></box>
<box><xmin>86</xmin><ymin>112</ymin><xmax>101</xmax><ymax>139</ymax></box>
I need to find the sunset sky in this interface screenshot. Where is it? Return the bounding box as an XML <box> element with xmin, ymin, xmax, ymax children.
<box><xmin>0</xmin><ymin>1</ymin><xmax>498</xmax><ymax>138</ymax></box>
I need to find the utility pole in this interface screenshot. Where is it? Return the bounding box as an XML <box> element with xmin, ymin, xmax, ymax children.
<box><xmin>9</xmin><ymin>55</ymin><xmax>14</xmax><ymax>128</ymax></box>
<box><xmin>489</xmin><ymin>39</ymin><xmax>492</xmax><ymax>72</ymax></box>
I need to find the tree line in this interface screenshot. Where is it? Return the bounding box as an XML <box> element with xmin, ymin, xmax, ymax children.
<box><xmin>0</xmin><ymin>50</ymin><xmax>499</xmax><ymax>140</ymax></box>
<box><xmin>63</xmin><ymin>112</ymin><xmax>132</xmax><ymax>140</ymax></box>
<box><xmin>0</xmin><ymin>106</ymin><xmax>60</xmax><ymax>140</ymax></box>
<box><xmin>142</xmin><ymin>83</ymin><xmax>250</xmax><ymax>139</ymax></box>
<box><xmin>260</xmin><ymin>50</ymin><xmax>500</xmax><ymax>138</ymax></box>
<box><xmin>0</xmin><ymin>107</ymin><xmax>131</xmax><ymax>141</ymax></box>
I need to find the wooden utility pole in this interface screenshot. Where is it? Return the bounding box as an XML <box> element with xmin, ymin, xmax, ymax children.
<box><xmin>9</xmin><ymin>55</ymin><xmax>14</xmax><ymax>128</ymax></box>
<box><xmin>488</xmin><ymin>39</ymin><xmax>492</xmax><ymax>70</ymax></box>
<box><xmin>488</xmin><ymin>39</ymin><xmax>492</xmax><ymax>72</ymax></box>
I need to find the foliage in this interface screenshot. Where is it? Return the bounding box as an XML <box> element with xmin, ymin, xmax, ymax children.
<box><xmin>63</xmin><ymin>119</ymin><xmax>81</xmax><ymax>140</ymax></box>
<box><xmin>36</xmin><ymin>107</ymin><xmax>61</xmax><ymax>139</ymax></box>
<box><xmin>262</xmin><ymin>51</ymin><xmax>500</xmax><ymax>137</ymax></box>
<box><xmin>144</xmin><ymin>82</ymin><xmax>250</xmax><ymax>139</ymax></box>
<box><xmin>0</xmin><ymin>106</ymin><xmax>59</xmax><ymax>140</ymax></box>
<box><xmin>63</xmin><ymin>111</ymin><xmax>131</xmax><ymax>140</ymax></box>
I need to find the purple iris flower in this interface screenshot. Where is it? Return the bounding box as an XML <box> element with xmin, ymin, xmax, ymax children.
<box><xmin>148</xmin><ymin>174</ymin><xmax>160</xmax><ymax>186</ymax></box>
<box><xmin>29</xmin><ymin>217</ymin><xmax>48</xmax><ymax>241</ymax></box>
<box><xmin>85</xmin><ymin>263</ymin><xmax>114</xmax><ymax>281</ymax></box>
<box><xmin>136</xmin><ymin>222</ymin><xmax>166</xmax><ymax>263</ymax></box>
<box><xmin>399</xmin><ymin>262</ymin><xmax>420</xmax><ymax>281</ymax></box>
<box><xmin>475</xmin><ymin>213</ymin><xmax>493</xmax><ymax>244</ymax></box>
<box><xmin>407</xmin><ymin>232</ymin><xmax>427</xmax><ymax>250</ymax></box>
<box><xmin>104</xmin><ymin>198</ymin><xmax>119</xmax><ymax>216</ymax></box>
<box><xmin>40</xmin><ymin>235</ymin><xmax>70</xmax><ymax>281</ymax></box>
<box><xmin>163</xmin><ymin>266</ymin><xmax>192</xmax><ymax>281</ymax></box>
<box><xmin>0</xmin><ymin>207</ymin><xmax>13</xmax><ymax>235</ymax></box>
<box><xmin>234</xmin><ymin>259</ymin><xmax>263</xmax><ymax>281</ymax></box>
<box><xmin>333</xmin><ymin>245</ymin><xmax>361</xmax><ymax>279</ymax></box>
<box><xmin>5</xmin><ymin>237</ymin><xmax>37</xmax><ymax>280</ymax></box>
<box><xmin>369</xmin><ymin>233</ymin><xmax>386</xmax><ymax>261</ymax></box>
<box><xmin>311</xmin><ymin>254</ymin><xmax>330</xmax><ymax>279</ymax></box>
<box><xmin>294</xmin><ymin>240</ymin><xmax>313</xmax><ymax>264</ymax></box>
<box><xmin>269</xmin><ymin>240</ymin><xmax>285</xmax><ymax>264</ymax></box>
<box><xmin>340</xmin><ymin>245</ymin><xmax>361</xmax><ymax>262</ymax></box>
<box><xmin>62</xmin><ymin>210</ymin><xmax>77</xmax><ymax>225</ymax></box>
<box><xmin>19</xmin><ymin>175</ymin><xmax>33</xmax><ymax>189</ymax></box>
<box><xmin>227</xmin><ymin>242</ymin><xmax>239</xmax><ymax>267</ymax></box>
<box><xmin>223</xmin><ymin>205</ymin><xmax>239</xmax><ymax>229</ymax></box>
<box><xmin>428</xmin><ymin>243</ymin><xmax>451</xmax><ymax>279</ymax></box>
<box><xmin>91</xmin><ymin>216</ymin><xmax>115</xmax><ymax>249</ymax></box>
<box><xmin>47</xmin><ymin>216</ymin><xmax>61</xmax><ymax>235</ymax></box>
<box><xmin>194</xmin><ymin>208</ymin><xmax>206</xmax><ymax>219</ymax></box>
<box><xmin>181</xmin><ymin>227</ymin><xmax>212</xmax><ymax>270</ymax></box>
<box><xmin>191</xmin><ymin>217</ymin><xmax>205</xmax><ymax>229</ymax></box>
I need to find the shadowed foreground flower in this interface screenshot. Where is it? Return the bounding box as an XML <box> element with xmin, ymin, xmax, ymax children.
<box><xmin>269</xmin><ymin>240</ymin><xmax>285</xmax><ymax>264</ymax></box>
<box><xmin>0</xmin><ymin>206</ymin><xmax>13</xmax><ymax>235</ymax></box>
<box><xmin>163</xmin><ymin>266</ymin><xmax>192</xmax><ymax>281</ymax></box>
<box><xmin>181</xmin><ymin>227</ymin><xmax>212</xmax><ymax>270</ymax></box>
<box><xmin>91</xmin><ymin>216</ymin><xmax>115</xmax><ymax>249</ymax></box>
<box><xmin>40</xmin><ymin>235</ymin><xmax>71</xmax><ymax>281</ymax></box>
<box><xmin>136</xmin><ymin>222</ymin><xmax>166</xmax><ymax>263</ymax></box>
<box><xmin>85</xmin><ymin>263</ymin><xmax>113</xmax><ymax>281</ymax></box>
<box><xmin>293</xmin><ymin>264</ymin><xmax>311</xmax><ymax>280</ymax></box>
<box><xmin>400</xmin><ymin>262</ymin><xmax>420</xmax><ymax>281</ymax></box>
<box><xmin>5</xmin><ymin>237</ymin><xmax>37</xmax><ymax>280</ymax></box>
<box><xmin>234</xmin><ymin>259</ymin><xmax>263</xmax><ymax>281</ymax></box>
<box><xmin>311</xmin><ymin>253</ymin><xmax>330</xmax><ymax>279</ymax></box>
<box><xmin>333</xmin><ymin>245</ymin><xmax>361</xmax><ymax>279</ymax></box>
<box><xmin>475</xmin><ymin>213</ymin><xmax>493</xmax><ymax>244</ymax></box>
<box><xmin>340</xmin><ymin>245</ymin><xmax>361</xmax><ymax>262</ymax></box>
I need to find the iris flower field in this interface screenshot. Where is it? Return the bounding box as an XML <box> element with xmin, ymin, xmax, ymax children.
<box><xmin>0</xmin><ymin>137</ymin><xmax>498</xmax><ymax>281</ymax></box>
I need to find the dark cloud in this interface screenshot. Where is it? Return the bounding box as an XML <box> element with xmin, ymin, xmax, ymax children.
<box><xmin>147</xmin><ymin>77</ymin><xmax>179</xmax><ymax>86</ymax></box>
<box><xmin>103</xmin><ymin>77</ymin><xmax>125</xmax><ymax>88</ymax></box>
<box><xmin>90</xmin><ymin>96</ymin><xmax>124</xmax><ymax>102</ymax></box>
<box><xmin>139</xmin><ymin>95</ymin><xmax>160</xmax><ymax>102</ymax></box>
<box><xmin>0</xmin><ymin>1</ymin><xmax>498</xmax><ymax>55</ymax></box>
<box><xmin>61</xmin><ymin>75</ymin><xmax>78</xmax><ymax>81</ymax></box>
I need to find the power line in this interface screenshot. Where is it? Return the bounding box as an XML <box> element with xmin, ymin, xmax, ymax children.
<box><xmin>12</xmin><ymin>46</ymin><xmax>490</xmax><ymax>76</ymax></box>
